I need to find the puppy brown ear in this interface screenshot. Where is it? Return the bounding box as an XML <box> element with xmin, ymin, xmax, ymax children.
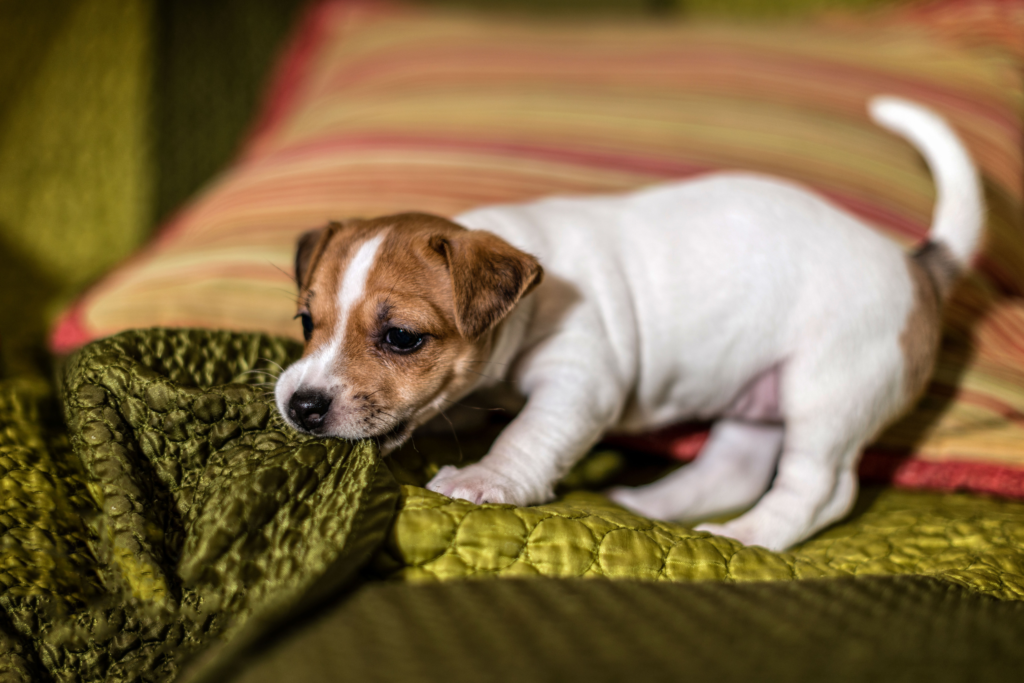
<box><xmin>431</xmin><ymin>230</ymin><xmax>543</xmax><ymax>340</ymax></box>
<box><xmin>295</xmin><ymin>220</ymin><xmax>358</xmax><ymax>290</ymax></box>
<box><xmin>294</xmin><ymin>227</ymin><xmax>325</xmax><ymax>290</ymax></box>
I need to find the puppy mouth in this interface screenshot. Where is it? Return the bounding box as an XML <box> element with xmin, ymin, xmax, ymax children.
<box><xmin>275</xmin><ymin>385</ymin><xmax>416</xmax><ymax>451</ymax></box>
<box><xmin>280</xmin><ymin>407</ymin><xmax>411</xmax><ymax>451</ymax></box>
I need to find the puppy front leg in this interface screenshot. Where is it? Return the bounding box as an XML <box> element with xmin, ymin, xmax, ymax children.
<box><xmin>426</xmin><ymin>380</ymin><xmax>620</xmax><ymax>506</ymax></box>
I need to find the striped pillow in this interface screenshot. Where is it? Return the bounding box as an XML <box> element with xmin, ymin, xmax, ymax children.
<box><xmin>53</xmin><ymin>0</ymin><xmax>1024</xmax><ymax>497</ymax></box>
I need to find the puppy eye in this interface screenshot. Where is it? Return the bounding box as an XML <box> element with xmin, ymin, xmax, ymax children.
<box><xmin>383</xmin><ymin>327</ymin><xmax>424</xmax><ymax>353</ymax></box>
<box><xmin>294</xmin><ymin>312</ymin><xmax>314</xmax><ymax>342</ymax></box>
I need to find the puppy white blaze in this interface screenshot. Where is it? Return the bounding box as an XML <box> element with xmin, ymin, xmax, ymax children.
<box><xmin>293</xmin><ymin>231</ymin><xmax>388</xmax><ymax>392</ymax></box>
<box><xmin>330</xmin><ymin>231</ymin><xmax>387</xmax><ymax>355</ymax></box>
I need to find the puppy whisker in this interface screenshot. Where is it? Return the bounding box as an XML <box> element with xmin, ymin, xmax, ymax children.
<box><xmin>438</xmin><ymin>410</ymin><xmax>463</xmax><ymax>462</ymax></box>
<box><xmin>259</xmin><ymin>358</ymin><xmax>287</xmax><ymax>374</ymax></box>
<box><xmin>269</xmin><ymin>261</ymin><xmax>298</xmax><ymax>285</ymax></box>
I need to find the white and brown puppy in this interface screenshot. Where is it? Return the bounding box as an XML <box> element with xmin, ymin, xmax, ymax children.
<box><xmin>274</xmin><ymin>97</ymin><xmax>983</xmax><ymax>551</ymax></box>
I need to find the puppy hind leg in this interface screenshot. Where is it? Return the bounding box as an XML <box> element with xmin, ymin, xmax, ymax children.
<box><xmin>607</xmin><ymin>419</ymin><xmax>783</xmax><ymax>522</ymax></box>
<box><xmin>695</xmin><ymin>431</ymin><xmax>860</xmax><ymax>552</ymax></box>
<box><xmin>696</xmin><ymin>341</ymin><xmax>907</xmax><ymax>551</ymax></box>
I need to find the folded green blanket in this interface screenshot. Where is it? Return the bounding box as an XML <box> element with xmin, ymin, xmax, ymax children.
<box><xmin>3</xmin><ymin>328</ymin><xmax>1024</xmax><ymax>682</ymax></box>
<box><xmin>1</xmin><ymin>330</ymin><xmax>397</xmax><ymax>682</ymax></box>
<box><xmin>375</xmin><ymin>486</ymin><xmax>1024</xmax><ymax>600</ymax></box>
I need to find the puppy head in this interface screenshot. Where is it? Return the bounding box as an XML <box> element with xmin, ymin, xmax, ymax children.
<box><xmin>274</xmin><ymin>213</ymin><xmax>542</xmax><ymax>452</ymax></box>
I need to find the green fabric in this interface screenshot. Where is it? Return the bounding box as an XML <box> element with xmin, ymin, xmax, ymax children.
<box><xmin>1</xmin><ymin>329</ymin><xmax>398</xmax><ymax>682</ymax></box>
<box><xmin>379</xmin><ymin>414</ymin><xmax>1024</xmax><ymax>600</ymax></box>
<box><xmin>373</xmin><ymin>486</ymin><xmax>1024</xmax><ymax>600</ymax></box>
<box><xmin>0</xmin><ymin>0</ymin><xmax>304</xmax><ymax>378</ymax></box>
<box><xmin>227</xmin><ymin>576</ymin><xmax>1024</xmax><ymax>683</ymax></box>
<box><xmin>0</xmin><ymin>0</ymin><xmax>153</xmax><ymax>377</ymax></box>
<box><xmin>4</xmin><ymin>327</ymin><xmax>1024</xmax><ymax>680</ymax></box>
<box><xmin>151</xmin><ymin>0</ymin><xmax>307</xmax><ymax>225</ymax></box>
<box><xmin>5</xmin><ymin>326</ymin><xmax>1024</xmax><ymax>680</ymax></box>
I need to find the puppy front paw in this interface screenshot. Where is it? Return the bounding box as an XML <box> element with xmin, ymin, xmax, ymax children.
<box><xmin>426</xmin><ymin>464</ymin><xmax>538</xmax><ymax>506</ymax></box>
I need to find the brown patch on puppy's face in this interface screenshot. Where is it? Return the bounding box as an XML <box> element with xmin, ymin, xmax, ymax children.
<box><xmin>274</xmin><ymin>213</ymin><xmax>542</xmax><ymax>453</ymax></box>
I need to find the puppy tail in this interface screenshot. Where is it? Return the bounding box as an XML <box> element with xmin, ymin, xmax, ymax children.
<box><xmin>868</xmin><ymin>95</ymin><xmax>984</xmax><ymax>298</ymax></box>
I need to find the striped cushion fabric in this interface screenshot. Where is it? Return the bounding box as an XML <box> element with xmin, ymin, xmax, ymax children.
<box><xmin>52</xmin><ymin>0</ymin><xmax>1024</xmax><ymax>496</ymax></box>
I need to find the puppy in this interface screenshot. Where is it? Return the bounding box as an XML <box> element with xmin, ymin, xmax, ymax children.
<box><xmin>274</xmin><ymin>97</ymin><xmax>982</xmax><ymax>551</ymax></box>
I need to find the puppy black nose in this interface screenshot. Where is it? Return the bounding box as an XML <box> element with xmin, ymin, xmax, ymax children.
<box><xmin>288</xmin><ymin>390</ymin><xmax>332</xmax><ymax>432</ymax></box>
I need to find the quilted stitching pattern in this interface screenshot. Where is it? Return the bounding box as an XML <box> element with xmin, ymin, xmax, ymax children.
<box><xmin>375</xmin><ymin>486</ymin><xmax>1024</xmax><ymax>600</ymax></box>
<box><xmin>797</xmin><ymin>490</ymin><xmax>1024</xmax><ymax>598</ymax></box>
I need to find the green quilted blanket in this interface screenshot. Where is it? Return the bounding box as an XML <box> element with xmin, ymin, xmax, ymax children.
<box><xmin>3</xmin><ymin>328</ymin><xmax>1024</xmax><ymax>681</ymax></box>
<box><xmin>376</xmin><ymin>486</ymin><xmax>1024</xmax><ymax>599</ymax></box>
